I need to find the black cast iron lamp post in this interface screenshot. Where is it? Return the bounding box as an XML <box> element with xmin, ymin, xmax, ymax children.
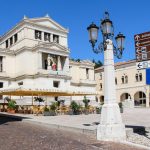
<box><xmin>87</xmin><ymin>12</ymin><xmax>126</xmax><ymax>141</ymax></box>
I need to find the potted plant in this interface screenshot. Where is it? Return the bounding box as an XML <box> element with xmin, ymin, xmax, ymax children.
<box><xmin>70</xmin><ymin>101</ymin><xmax>81</xmax><ymax>115</ymax></box>
<box><xmin>119</xmin><ymin>102</ymin><xmax>123</xmax><ymax>113</ymax></box>
<box><xmin>43</xmin><ymin>106</ymin><xmax>50</xmax><ymax>116</ymax></box>
<box><xmin>55</xmin><ymin>99</ymin><xmax>65</xmax><ymax>109</ymax></box>
<box><xmin>83</xmin><ymin>96</ymin><xmax>90</xmax><ymax>114</ymax></box>
<box><xmin>50</xmin><ymin>102</ymin><xmax>57</xmax><ymax>116</ymax></box>
<box><xmin>34</xmin><ymin>97</ymin><xmax>45</xmax><ymax>115</ymax></box>
<box><xmin>7</xmin><ymin>100</ymin><xmax>16</xmax><ymax>113</ymax></box>
<box><xmin>2</xmin><ymin>97</ymin><xmax>11</xmax><ymax>112</ymax></box>
<box><xmin>34</xmin><ymin>97</ymin><xmax>45</xmax><ymax>106</ymax></box>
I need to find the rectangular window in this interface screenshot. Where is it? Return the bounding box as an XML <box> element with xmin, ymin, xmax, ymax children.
<box><xmin>35</xmin><ymin>30</ymin><xmax>42</xmax><ymax>40</ymax></box>
<box><xmin>10</xmin><ymin>37</ymin><xmax>13</xmax><ymax>46</ymax></box>
<box><xmin>86</xmin><ymin>68</ymin><xmax>89</xmax><ymax>79</ymax></box>
<box><xmin>115</xmin><ymin>78</ymin><xmax>117</xmax><ymax>85</ymax></box>
<box><xmin>44</xmin><ymin>32</ymin><xmax>50</xmax><ymax>42</ymax></box>
<box><xmin>14</xmin><ymin>34</ymin><xmax>18</xmax><ymax>43</ymax></box>
<box><xmin>100</xmin><ymin>83</ymin><xmax>102</xmax><ymax>90</ymax></box>
<box><xmin>55</xmin><ymin>97</ymin><xmax>58</xmax><ymax>101</ymax></box>
<box><xmin>0</xmin><ymin>82</ymin><xmax>3</xmax><ymax>99</ymax></box>
<box><xmin>0</xmin><ymin>56</ymin><xmax>3</xmax><ymax>72</ymax></box>
<box><xmin>18</xmin><ymin>81</ymin><xmax>23</xmax><ymax>86</ymax></box>
<box><xmin>0</xmin><ymin>82</ymin><xmax>3</xmax><ymax>88</ymax></box>
<box><xmin>53</xmin><ymin>34</ymin><xmax>59</xmax><ymax>43</ymax></box>
<box><xmin>53</xmin><ymin>81</ymin><xmax>60</xmax><ymax>88</ymax></box>
<box><xmin>6</xmin><ymin>40</ymin><xmax>8</xmax><ymax>48</ymax></box>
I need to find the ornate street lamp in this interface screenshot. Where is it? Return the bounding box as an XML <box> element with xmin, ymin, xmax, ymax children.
<box><xmin>87</xmin><ymin>12</ymin><xmax>126</xmax><ymax>141</ymax></box>
<box><xmin>87</xmin><ymin>12</ymin><xmax>125</xmax><ymax>57</ymax></box>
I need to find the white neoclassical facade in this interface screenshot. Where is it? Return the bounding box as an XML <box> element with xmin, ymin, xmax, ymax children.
<box><xmin>0</xmin><ymin>15</ymin><xmax>96</xmax><ymax>105</ymax></box>
<box><xmin>95</xmin><ymin>60</ymin><xmax>150</xmax><ymax>107</ymax></box>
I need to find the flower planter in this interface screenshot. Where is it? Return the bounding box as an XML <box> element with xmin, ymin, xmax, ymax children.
<box><xmin>7</xmin><ymin>109</ymin><xmax>15</xmax><ymax>114</ymax></box>
<box><xmin>83</xmin><ymin>109</ymin><xmax>89</xmax><ymax>115</ymax></box>
<box><xmin>120</xmin><ymin>107</ymin><xmax>123</xmax><ymax>113</ymax></box>
<box><xmin>49</xmin><ymin>111</ymin><xmax>56</xmax><ymax>116</ymax></box>
<box><xmin>43</xmin><ymin>111</ymin><xmax>50</xmax><ymax>116</ymax></box>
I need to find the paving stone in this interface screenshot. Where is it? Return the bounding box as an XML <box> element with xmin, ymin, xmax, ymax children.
<box><xmin>0</xmin><ymin>116</ymin><xmax>145</xmax><ymax>150</ymax></box>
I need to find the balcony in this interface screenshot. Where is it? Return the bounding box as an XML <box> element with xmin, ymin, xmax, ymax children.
<box><xmin>38</xmin><ymin>69</ymin><xmax>71</xmax><ymax>77</ymax></box>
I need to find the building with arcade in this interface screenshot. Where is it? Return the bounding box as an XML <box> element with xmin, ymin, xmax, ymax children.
<box><xmin>95</xmin><ymin>60</ymin><xmax>150</xmax><ymax>107</ymax></box>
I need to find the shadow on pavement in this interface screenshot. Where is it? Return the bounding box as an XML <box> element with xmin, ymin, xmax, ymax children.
<box><xmin>0</xmin><ymin>113</ymin><xmax>31</xmax><ymax>125</ymax></box>
<box><xmin>83</xmin><ymin>122</ymin><xmax>99</xmax><ymax>126</ymax></box>
<box><xmin>126</xmin><ymin>125</ymin><xmax>150</xmax><ymax>139</ymax></box>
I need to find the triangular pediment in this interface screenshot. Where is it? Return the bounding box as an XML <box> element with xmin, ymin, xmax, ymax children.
<box><xmin>35</xmin><ymin>42</ymin><xmax>69</xmax><ymax>52</ymax></box>
<box><xmin>27</xmin><ymin>17</ymin><xmax>68</xmax><ymax>32</ymax></box>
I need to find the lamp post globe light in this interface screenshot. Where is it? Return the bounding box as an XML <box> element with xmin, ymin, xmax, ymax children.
<box><xmin>87</xmin><ymin>12</ymin><xmax>126</xmax><ymax>141</ymax></box>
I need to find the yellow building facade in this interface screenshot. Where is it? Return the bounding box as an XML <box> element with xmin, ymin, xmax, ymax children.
<box><xmin>95</xmin><ymin>60</ymin><xmax>150</xmax><ymax>107</ymax></box>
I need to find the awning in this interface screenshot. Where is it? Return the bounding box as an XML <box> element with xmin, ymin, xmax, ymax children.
<box><xmin>0</xmin><ymin>86</ymin><xmax>97</xmax><ymax>96</ymax></box>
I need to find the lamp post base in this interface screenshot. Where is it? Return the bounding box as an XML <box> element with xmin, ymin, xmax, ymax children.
<box><xmin>97</xmin><ymin>103</ymin><xmax>126</xmax><ymax>141</ymax></box>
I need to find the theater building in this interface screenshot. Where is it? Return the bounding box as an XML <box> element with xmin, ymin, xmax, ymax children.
<box><xmin>0</xmin><ymin>15</ymin><xmax>96</xmax><ymax>105</ymax></box>
<box><xmin>95</xmin><ymin>60</ymin><xmax>150</xmax><ymax>107</ymax></box>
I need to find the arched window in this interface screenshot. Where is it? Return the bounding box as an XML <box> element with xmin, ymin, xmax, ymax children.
<box><xmin>135</xmin><ymin>74</ymin><xmax>138</xmax><ymax>82</ymax></box>
<box><xmin>115</xmin><ymin>77</ymin><xmax>117</xmax><ymax>85</ymax></box>
<box><xmin>139</xmin><ymin>73</ymin><xmax>142</xmax><ymax>81</ymax></box>
<box><xmin>121</xmin><ymin>76</ymin><xmax>124</xmax><ymax>84</ymax></box>
<box><xmin>100</xmin><ymin>83</ymin><xmax>102</xmax><ymax>90</ymax></box>
<box><xmin>125</xmin><ymin>75</ymin><xmax>128</xmax><ymax>83</ymax></box>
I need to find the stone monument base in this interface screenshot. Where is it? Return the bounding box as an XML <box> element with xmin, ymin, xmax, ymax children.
<box><xmin>97</xmin><ymin>103</ymin><xmax>126</xmax><ymax>141</ymax></box>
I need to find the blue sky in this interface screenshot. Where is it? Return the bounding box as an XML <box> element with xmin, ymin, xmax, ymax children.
<box><xmin>0</xmin><ymin>0</ymin><xmax>150</xmax><ymax>63</ymax></box>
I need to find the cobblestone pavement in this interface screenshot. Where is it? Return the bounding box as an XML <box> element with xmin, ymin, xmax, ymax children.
<box><xmin>0</xmin><ymin>116</ymin><xmax>146</xmax><ymax>150</ymax></box>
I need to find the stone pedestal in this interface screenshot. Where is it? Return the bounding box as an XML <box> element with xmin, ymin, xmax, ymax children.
<box><xmin>97</xmin><ymin>103</ymin><xmax>126</xmax><ymax>141</ymax></box>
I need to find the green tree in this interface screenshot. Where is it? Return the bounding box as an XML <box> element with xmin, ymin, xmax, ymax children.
<box><xmin>83</xmin><ymin>96</ymin><xmax>90</xmax><ymax>109</ymax></box>
<box><xmin>34</xmin><ymin>97</ymin><xmax>44</xmax><ymax>106</ymax></box>
<box><xmin>92</xmin><ymin>59</ymin><xmax>103</xmax><ymax>69</ymax></box>
<box><xmin>8</xmin><ymin>100</ymin><xmax>16</xmax><ymax>110</ymax></box>
<box><xmin>70</xmin><ymin>101</ymin><xmax>81</xmax><ymax>114</ymax></box>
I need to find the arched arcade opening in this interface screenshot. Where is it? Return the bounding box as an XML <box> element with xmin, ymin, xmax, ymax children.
<box><xmin>134</xmin><ymin>91</ymin><xmax>146</xmax><ymax>107</ymax></box>
<box><xmin>120</xmin><ymin>93</ymin><xmax>131</xmax><ymax>102</ymax></box>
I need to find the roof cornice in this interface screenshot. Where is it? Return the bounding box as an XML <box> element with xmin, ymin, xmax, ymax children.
<box><xmin>0</xmin><ymin>17</ymin><xmax>69</xmax><ymax>43</ymax></box>
<box><xmin>0</xmin><ymin>20</ymin><xmax>25</xmax><ymax>42</ymax></box>
<box><xmin>27</xmin><ymin>17</ymin><xmax>68</xmax><ymax>33</ymax></box>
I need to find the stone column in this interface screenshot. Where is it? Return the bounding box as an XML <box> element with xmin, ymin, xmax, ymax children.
<box><xmin>47</xmin><ymin>54</ymin><xmax>52</xmax><ymax>70</ymax></box>
<box><xmin>2</xmin><ymin>56</ymin><xmax>6</xmax><ymax>72</ymax></box>
<box><xmin>38</xmin><ymin>52</ymin><xmax>42</xmax><ymax>69</ymax></box>
<box><xmin>8</xmin><ymin>39</ymin><xmax>10</xmax><ymax>48</ymax></box>
<box><xmin>50</xmin><ymin>34</ymin><xmax>53</xmax><ymax>43</ymax></box>
<box><xmin>57</xmin><ymin>56</ymin><xmax>62</xmax><ymax>71</ymax></box>
<box><xmin>41</xmin><ymin>32</ymin><xmax>44</xmax><ymax>41</ymax></box>
<box><xmin>64</xmin><ymin>57</ymin><xmax>69</xmax><ymax>72</ymax></box>
<box><xmin>97</xmin><ymin>39</ymin><xmax>126</xmax><ymax>141</ymax></box>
